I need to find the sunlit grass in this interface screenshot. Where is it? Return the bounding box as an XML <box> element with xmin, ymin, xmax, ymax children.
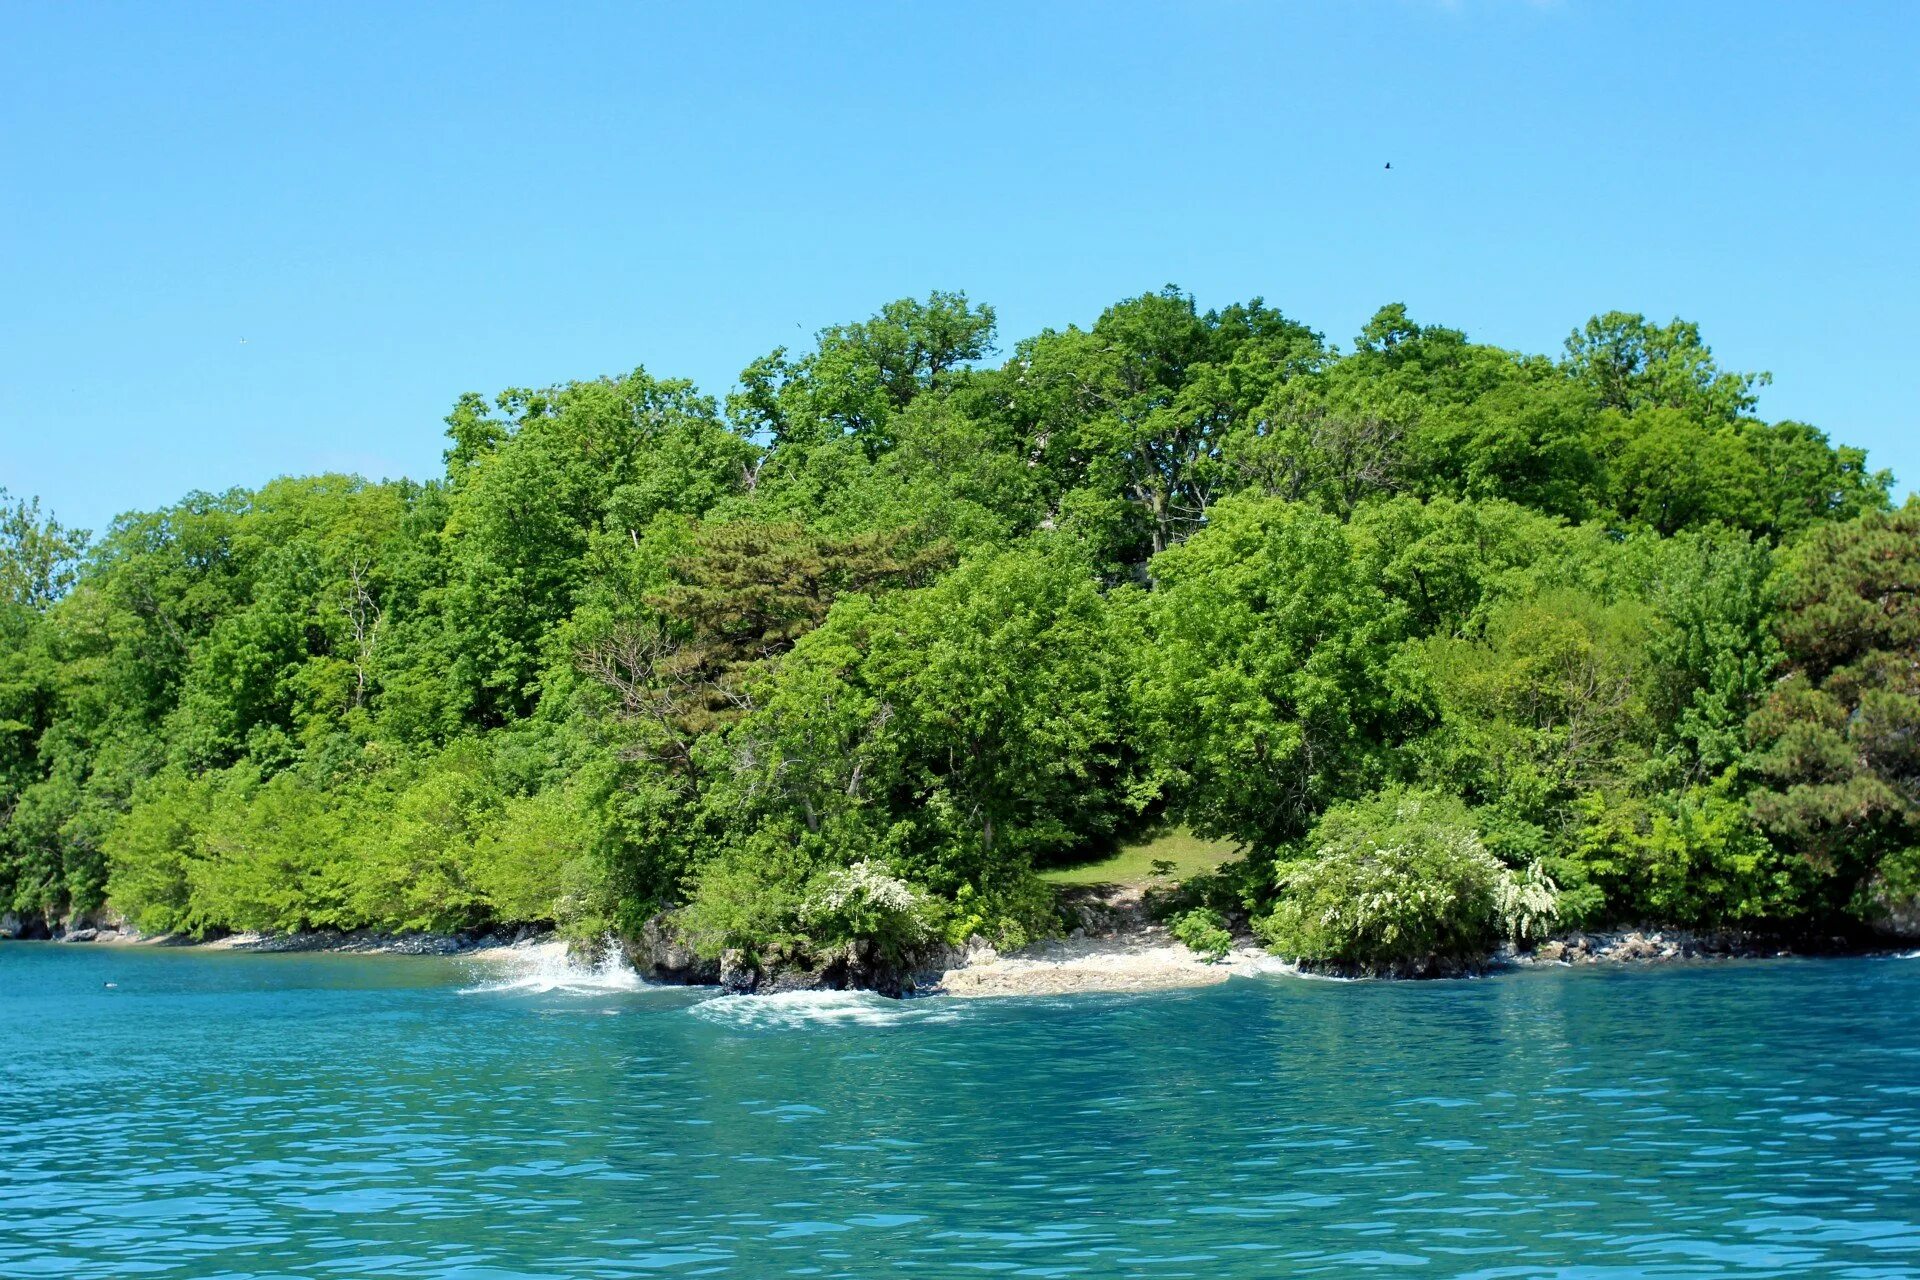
<box><xmin>1038</xmin><ymin>826</ymin><xmax>1241</xmax><ymax>887</ymax></box>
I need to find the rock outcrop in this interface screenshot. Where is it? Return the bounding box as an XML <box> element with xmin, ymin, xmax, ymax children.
<box><xmin>1</xmin><ymin>910</ymin><xmax>51</xmax><ymax>940</ymax></box>
<box><xmin>619</xmin><ymin>915</ymin><xmax>721</xmax><ymax>986</ymax></box>
<box><xmin>1515</xmin><ymin>928</ymin><xmax>1843</xmax><ymax>965</ymax></box>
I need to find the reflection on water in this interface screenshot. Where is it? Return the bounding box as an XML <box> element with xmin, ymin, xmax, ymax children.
<box><xmin>3</xmin><ymin>943</ymin><xmax>1917</xmax><ymax>1278</ymax></box>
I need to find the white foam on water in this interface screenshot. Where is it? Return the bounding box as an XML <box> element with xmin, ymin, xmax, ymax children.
<box><xmin>1229</xmin><ymin>954</ymin><xmax>1303</xmax><ymax>978</ymax></box>
<box><xmin>458</xmin><ymin>939</ymin><xmax>652</xmax><ymax>996</ymax></box>
<box><xmin>688</xmin><ymin>989</ymin><xmax>964</xmax><ymax>1031</ymax></box>
<box><xmin>1227</xmin><ymin>953</ymin><xmax>1359</xmax><ymax>983</ymax></box>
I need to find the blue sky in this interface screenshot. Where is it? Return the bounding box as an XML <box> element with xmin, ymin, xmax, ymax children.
<box><xmin>5</xmin><ymin>1</ymin><xmax>1916</xmax><ymax>536</ymax></box>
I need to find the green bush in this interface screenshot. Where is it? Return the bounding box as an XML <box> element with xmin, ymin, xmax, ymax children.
<box><xmin>1256</xmin><ymin>789</ymin><xmax>1556</xmax><ymax>971</ymax></box>
<box><xmin>676</xmin><ymin>830</ymin><xmax>816</xmax><ymax>962</ymax></box>
<box><xmin>102</xmin><ymin>768</ymin><xmax>213</xmax><ymax>934</ymax></box>
<box><xmin>185</xmin><ymin>768</ymin><xmax>352</xmax><ymax>934</ymax></box>
<box><xmin>1862</xmin><ymin>845</ymin><xmax>1920</xmax><ymax>936</ymax></box>
<box><xmin>1170</xmin><ymin>907</ymin><xmax>1233</xmax><ymax>961</ymax></box>
<box><xmin>942</xmin><ymin>875</ymin><xmax>1062</xmax><ymax>952</ymax></box>
<box><xmin>470</xmin><ymin>782</ymin><xmax>605</xmax><ymax>932</ymax></box>
<box><xmin>800</xmin><ymin>860</ymin><xmax>937</xmax><ymax>964</ymax></box>
<box><xmin>1162</xmin><ymin>856</ymin><xmax>1268</xmax><ymax>917</ymax></box>
<box><xmin>1560</xmin><ymin>774</ymin><xmax>1807</xmax><ymax>928</ymax></box>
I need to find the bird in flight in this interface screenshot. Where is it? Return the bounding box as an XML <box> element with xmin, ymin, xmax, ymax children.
<box><xmin>1384</xmin><ymin>162</ymin><xmax>1392</xmax><ymax>170</ymax></box>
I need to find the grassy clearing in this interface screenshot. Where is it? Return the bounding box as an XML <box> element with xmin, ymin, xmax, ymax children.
<box><xmin>1038</xmin><ymin>826</ymin><xmax>1241</xmax><ymax>887</ymax></box>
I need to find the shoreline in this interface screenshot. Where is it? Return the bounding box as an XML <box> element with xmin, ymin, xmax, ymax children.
<box><xmin>926</xmin><ymin>924</ymin><xmax>1909</xmax><ymax>998</ymax></box>
<box><xmin>929</xmin><ymin>932</ymin><xmax>1291</xmax><ymax>998</ymax></box>
<box><xmin>16</xmin><ymin>922</ymin><xmax>551</xmax><ymax>956</ymax></box>
<box><xmin>19</xmin><ymin>911</ymin><xmax>1911</xmax><ymax>1000</ymax></box>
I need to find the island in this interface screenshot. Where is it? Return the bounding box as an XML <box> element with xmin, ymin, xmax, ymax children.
<box><xmin>4</xmin><ymin>291</ymin><xmax>1916</xmax><ymax>989</ymax></box>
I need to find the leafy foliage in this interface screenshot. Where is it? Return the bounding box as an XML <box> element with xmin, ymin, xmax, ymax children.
<box><xmin>0</xmin><ymin>288</ymin><xmax>1902</xmax><ymax>968</ymax></box>
<box><xmin>1746</xmin><ymin>507</ymin><xmax>1920</xmax><ymax>920</ymax></box>
<box><xmin>1169</xmin><ymin>907</ymin><xmax>1233</xmax><ymax>962</ymax></box>
<box><xmin>1257</xmin><ymin>790</ymin><xmax>1556</xmax><ymax>970</ymax></box>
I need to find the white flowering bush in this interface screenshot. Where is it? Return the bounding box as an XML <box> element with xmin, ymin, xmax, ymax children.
<box><xmin>800</xmin><ymin>860</ymin><xmax>935</xmax><ymax>960</ymax></box>
<box><xmin>1496</xmin><ymin>861</ymin><xmax>1561</xmax><ymax>945</ymax></box>
<box><xmin>1257</xmin><ymin>789</ymin><xmax>1558</xmax><ymax>970</ymax></box>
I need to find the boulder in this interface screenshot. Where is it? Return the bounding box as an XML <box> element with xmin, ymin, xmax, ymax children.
<box><xmin>758</xmin><ymin>966</ymin><xmax>832</xmax><ymax>994</ymax></box>
<box><xmin>65</xmin><ymin>907</ymin><xmax>125</xmax><ymax>934</ymax></box>
<box><xmin>622</xmin><ymin>914</ymin><xmax>721</xmax><ymax>985</ymax></box>
<box><xmin>1866</xmin><ymin>879</ymin><xmax>1920</xmax><ymax>942</ymax></box>
<box><xmin>385</xmin><ymin>932</ymin><xmax>462</xmax><ymax>955</ymax></box>
<box><xmin>1609</xmin><ymin>932</ymin><xmax>1661</xmax><ymax>961</ymax></box>
<box><xmin>719</xmin><ymin>948</ymin><xmax>757</xmax><ymax>995</ymax></box>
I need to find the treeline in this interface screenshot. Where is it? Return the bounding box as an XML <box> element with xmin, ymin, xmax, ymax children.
<box><xmin>2</xmin><ymin>289</ymin><xmax>1915</xmax><ymax>968</ymax></box>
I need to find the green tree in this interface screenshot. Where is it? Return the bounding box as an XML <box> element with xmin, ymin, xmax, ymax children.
<box><xmin>991</xmin><ymin>290</ymin><xmax>1323</xmax><ymax>565</ymax></box>
<box><xmin>1135</xmin><ymin>496</ymin><xmax>1408</xmax><ymax>850</ymax></box>
<box><xmin>0</xmin><ymin>489</ymin><xmax>88</xmax><ymax>610</ymax></box>
<box><xmin>1563</xmin><ymin>312</ymin><xmax>1767</xmax><ymax>422</ymax></box>
<box><xmin>730</xmin><ymin>292</ymin><xmax>996</xmax><ymax>455</ymax></box>
<box><xmin>1407</xmin><ymin>589</ymin><xmax>1657</xmax><ymax>859</ymax></box>
<box><xmin>1746</xmin><ymin>507</ymin><xmax>1920</xmax><ymax>922</ymax></box>
<box><xmin>722</xmin><ymin>537</ymin><xmax>1137</xmax><ymax>875</ymax></box>
<box><xmin>442</xmin><ymin>369</ymin><xmax>748</xmax><ymax>722</ymax></box>
<box><xmin>577</xmin><ymin>519</ymin><xmax>950</xmax><ymax>788</ymax></box>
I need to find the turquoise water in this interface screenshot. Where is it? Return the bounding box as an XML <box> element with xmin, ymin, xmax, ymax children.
<box><xmin>3</xmin><ymin>945</ymin><xmax>1918</xmax><ymax>1278</ymax></box>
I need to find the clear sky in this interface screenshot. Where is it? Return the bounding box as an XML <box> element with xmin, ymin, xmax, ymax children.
<box><xmin>5</xmin><ymin>1</ymin><xmax>1916</xmax><ymax>536</ymax></box>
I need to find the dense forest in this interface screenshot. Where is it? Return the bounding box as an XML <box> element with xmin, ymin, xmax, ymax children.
<box><xmin>3</xmin><ymin>289</ymin><xmax>1916</xmax><ymax>971</ymax></box>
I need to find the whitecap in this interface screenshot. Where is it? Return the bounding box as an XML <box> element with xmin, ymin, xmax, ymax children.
<box><xmin>458</xmin><ymin>939</ymin><xmax>654</xmax><ymax>996</ymax></box>
<box><xmin>1226</xmin><ymin>953</ymin><xmax>1358</xmax><ymax>982</ymax></box>
<box><xmin>688</xmin><ymin>989</ymin><xmax>964</xmax><ymax>1031</ymax></box>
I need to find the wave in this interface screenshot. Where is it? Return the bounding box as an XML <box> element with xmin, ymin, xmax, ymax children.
<box><xmin>1227</xmin><ymin>954</ymin><xmax>1359</xmax><ymax>983</ymax></box>
<box><xmin>688</xmin><ymin>989</ymin><xmax>966</xmax><ymax>1031</ymax></box>
<box><xmin>458</xmin><ymin>939</ymin><xmax>653</xmax><ymax>995</ymax></box>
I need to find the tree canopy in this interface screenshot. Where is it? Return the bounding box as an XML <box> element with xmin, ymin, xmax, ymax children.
<box><xmin>2</xmin><ymin>288</ymin><xmax>1909</xmax><ymax>968</ymax></box>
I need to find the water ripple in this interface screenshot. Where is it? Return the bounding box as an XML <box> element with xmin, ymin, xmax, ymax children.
<box><xmin>3</xmin><ymin>947</ymin><xmax>1918</xmax><ymax>1278</ymax></box>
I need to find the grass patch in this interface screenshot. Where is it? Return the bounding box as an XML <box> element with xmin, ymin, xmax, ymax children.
<box><xmin>1038</xmin><ymin>826</ymin><xmax>1240</xmax><ymax>887</ymax></box>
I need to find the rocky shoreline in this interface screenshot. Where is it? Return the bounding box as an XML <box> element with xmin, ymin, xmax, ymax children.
<box><xmin>1</xmin><ymin>909</ymin><xmax>551</xmax><ymax>956</ymax></box>
<box><xmin>615</xmin><ymin>884</ymin><xmax>1910</xmax><ymax>997</ymax></box>
<box><xmin>1515</xmin><ymin>927</ymin><xmax>1863</xmax><ymax>967</ymax></box>
<box><xmin>8</xmin><ymin>897</ymin><xmax>1909</xmax><ymax>999</ymax></box>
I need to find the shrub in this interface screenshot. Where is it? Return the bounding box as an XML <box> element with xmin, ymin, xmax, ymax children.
<box><xmin>1560</xmin><ymin>775</ymin><xmax>1807</xmax><ymax>927</ymax></box>
<box><xmin>1163</xmin><ymin>855</ymin><xmax>1268</xmax><ymax>917</ymax></box>
<box><xmin>800</xmin><ymin>859</ymin><xmax>936</xmax><ymax>963</ymax></box>
<box><xmin>182</xmin><ymin>767</ymin><xmax>352</xmax><ymax>934</ymax></box>
<box><xmin>1256</xmin><ymin>788</ymin><xmax>1556</xmax><ymax>971</ymax></box>
<box><xmin>1170</xmin><ymin>907</ymin><xmax>1233</xmax><ymax>961</ymax></box>
<box><xmin>676</xmin><ymin>831</ymin><xmax>814</xmax><ymax>961</ymax></box>
<box><xmin>470</xmin><ymin>782</ymin><xmax>604</xmax><ymax>931</ymax></box>
<box><xmin>943</xmin><ymin>874</ymin><xmax>1062</xmax><ymax>951</ymax></box>
<box><xmin>1496</xmin><ymin>860</ymin><xmax>1561</xmax><ymax>945</ymax></box>
<box><xmin>1861</xmin><ymin>845</ymin><xmax>1920</xmax><ymax>936</ymax></box>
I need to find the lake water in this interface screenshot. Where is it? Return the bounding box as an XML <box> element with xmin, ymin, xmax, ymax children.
<box><xmin>3</xmin><ymin>944</ymin><xmax>1917</xmax><ymax>1278</ymax></box>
